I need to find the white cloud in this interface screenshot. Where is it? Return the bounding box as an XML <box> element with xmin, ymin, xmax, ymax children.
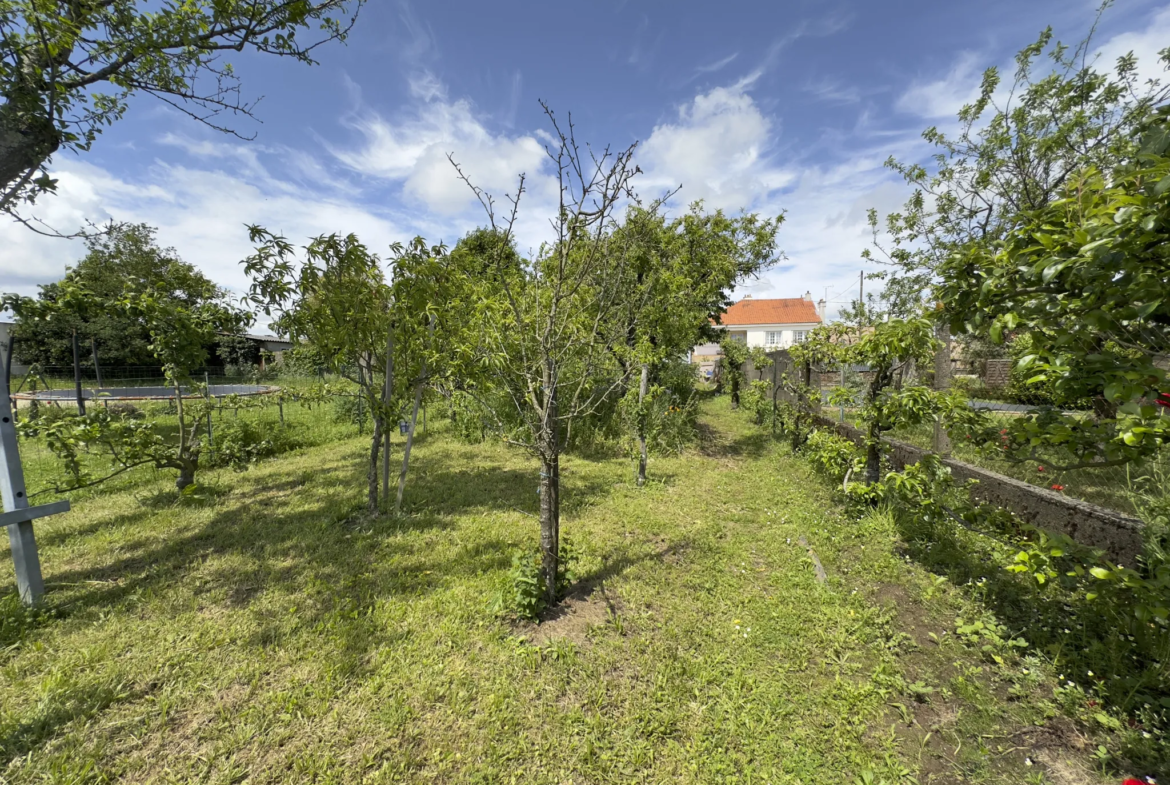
<box><xmin>329</xmin><ymin>71</ymin><xmax>551</xmax><ymax>216</ymax></box>
<box><xmin>1092</xmin><ymin>5</ymin><xmax>1170</xmax><ymax>85</ymax></box>
<box><xmin>0</xmin><ymin>154</ymin><xmax>403</xmax><ymax>301</ymax></box>
<box><xmin>639</xmin><ymin>83</ymin><xmax>796</xmax><ymax>211</ymax></box>
<box><xmin>896</xmin><ymin>51</ymin><xmax>985</xmax><ymax>119</ymax></box>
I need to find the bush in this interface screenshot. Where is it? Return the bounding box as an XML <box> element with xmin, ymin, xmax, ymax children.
<box><xmin>331</xmin><ymin>394</ymin><xmax>370</xmax><ymax>430</ymax></box>
<box><xmin>495</xmin><ymin>539</ymin><xmax>578</xmax><ymax>621</ymax></box>
<box><xmin>740</xmin><ymin>380</ymin><xmax>772</xmax><ymax>426</ymax></box>
<box><xmin>208</xmin><ymin>419</ymin><xmax>301</xmax><ymax>469</ymax></box>
<box><xmin>803</xmin><ymin>429</ymin><xmax>863</xmax><ymax>481</ymax></box>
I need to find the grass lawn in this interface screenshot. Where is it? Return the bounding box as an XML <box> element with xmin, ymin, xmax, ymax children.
<box><xmin>1</xmin><ymin>397</ymin><xmax>1111</xmax><ymax>783</ymax></box>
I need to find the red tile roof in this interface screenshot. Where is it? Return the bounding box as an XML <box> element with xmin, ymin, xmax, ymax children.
<box><xmin>716</xmin><ymin>298</ymin><xmax>822</xmax><ymax>326</ymax></box>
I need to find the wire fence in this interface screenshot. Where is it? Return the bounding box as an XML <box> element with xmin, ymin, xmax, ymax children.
<box><xmin>745</xmin><ymin>348</ymin><xmax>1169</xmax><ymax>522</ymax></box>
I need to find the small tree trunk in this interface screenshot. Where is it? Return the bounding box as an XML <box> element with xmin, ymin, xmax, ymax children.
<box><xmin>538</xmin><ymin>376</ymin><xmax>561</xmax><ymax>607</ymax></box>
<box><xmin>367</xmin><ymin>412</ymin><xmax>383</xmax><ymax>513</ymax></box>
<box><xmin>175</xmin><ymin>460</ymin><xmax>197</xmax><ymax>491</ymax></box>
<box><xmin>865</xmin><ymin>424</ymin><xmax>883</xmax><ymax>486</ymax></box>
<box><xmin>395</xmin><ymin>316</ymin><xmax>432</xmax><ymax>515</ymax></box>
<box><xmin>382</xmin><ymin>325</ymin><xmax>394</xmax><ymax>505</ymax></box>
<box><xmin>395</xmin><ymin>380</ymin><xmax>425</xmax><ymax>515</ymax></box>
<box><xmin>730</xmin><ymin>379</ymin><xmax>740</xmax><ymax>409</ymax></box>
<box><xmin>539</xmin><ymin>448</ymin><xmax>561</xmax><ymax>607</ymax></box>
<box><xmin>637</xmin><ymin>363</ymin><xmax>649</xmax><ymax>487</ymax></box>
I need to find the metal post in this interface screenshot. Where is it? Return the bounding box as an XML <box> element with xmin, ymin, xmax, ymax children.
<box><xmin>278</xmin><ymin>399</ymin><xmax>284</xmax><ymax>425</ymax></box>
<box><xmin>72</xmin><ymin>330</ymin><xmax>85</xmax><ymax>415</ymax></box>
<box><xmin>933</xmin><ymin>320</ymin><xmax>953</xmax><ymax>457</ymax></box>
<box><xmin>1</xmin><ymin>365</ymin><xmax>46</xmax><ymax>604</ymax></box>
<box><xmin>204</xmin><ymin>372</ymin><xmax>214</xmax><ymax>459</ymax></box>
<box><xmin>90</xmin><ymin>338</ymin><xmax>104</xmax><ymax>389</ymax></box>
<box><xmin>3</xmin><ymin>336</ymin><xmax>13</xmax><ymax>397</ymax></box>
<box><xmin>840</xmin><ymin>365</ymin><xmax>846</xmax><ymax>423</ymax></box>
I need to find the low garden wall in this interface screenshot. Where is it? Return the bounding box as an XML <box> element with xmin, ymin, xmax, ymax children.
<box><xmin>737</xmin><ymin>348</ymin><xmax>1146</xmax><ymax>566</ymax></box>
<box><xmin>812</xmin><ymin>414</ymin><xmax>1146</xmax><ymax>567</ymax></box>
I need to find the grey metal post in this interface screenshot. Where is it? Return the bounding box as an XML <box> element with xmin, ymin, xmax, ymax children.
<box><xmin>840</xmin><ymin>365</ymin><xmax>846</xmax><ymax>423</ymax></box>
<box><xmin>204</xmin><ymin>372</ymin><xmax>214</xmax><ymax>459</ymax></box>
<box><xmin>3</xmin><ymin>336</ymin><xmax>13</xmax><ymax>396</ymax></box>
<box><xmin>1</xmin><ymin>363</ymin><xmax>46</xmax><ymax>604</ymax></box>
<box><xmin>72</xmin><ymin>330</ymin><xmax>86</xmax><ymax>415</ymax></box>
<box><xmin>933</xmin><ymin>320</ymin><xmax>953</xmax><ymax>457</ymax></box>
<box><xmin>90</xmin><ymin>338</ymin><xmax>104</xmax><ymax>389</ymax></box>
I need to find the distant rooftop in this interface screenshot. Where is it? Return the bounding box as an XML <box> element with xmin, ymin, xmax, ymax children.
<box><xmin>716</xmin><ymin>297</ymin><xmax>822</xmax><ymax>326</ymax></box>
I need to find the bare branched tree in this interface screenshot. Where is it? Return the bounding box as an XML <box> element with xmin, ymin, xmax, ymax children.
<box><xmin>449</xmin><ymin>103</ymin><xmax>654</xmax><ymax>606</ymax></box>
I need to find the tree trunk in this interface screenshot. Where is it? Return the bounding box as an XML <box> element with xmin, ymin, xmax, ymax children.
<box><xmin>730</xmin><ymin>379</ymin><xmax>740</xmax><ymax>409</ymax></box>
<box><xmin>0</xmin><ymin>101</ymin><xmax>60</xmax><ymax>205</ymax></box>
<box><xmin>175</xmin><ymin>459</ymin><xmax>197</xmax><ymax>491</ymax></box>
<box><xmin>395</xmin><ymin>380</ymin><xmax>425</xmax><ymax>515</ymax></box>
<box><xmin>367</xmin><ymin>414</ymin><xmax>383</xmax><ymax>513</ymax></box>
<box><xmin>382</xmin><ymin>325</ymin><xmax>394</xmax><ymax>504</ymax></box>
<box><xmin>539</xmin><ymin>448</ymin><xmax>561</xmax><ymax>607</ymax></box>
<box><xmin>637</xmin><ymin>363</ymin><xmax>649</xmax><ymax>487</ymax></box>
<box><xmin>865</xmin><ymin>423</ymin><xmax>883</xmax><ymax>486</ymax></box>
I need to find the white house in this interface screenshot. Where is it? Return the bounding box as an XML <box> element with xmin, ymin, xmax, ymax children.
<box><xmin>710</xmin><ymin>293</ymin><xmax>825</xmax><ymax>349</ymax></box>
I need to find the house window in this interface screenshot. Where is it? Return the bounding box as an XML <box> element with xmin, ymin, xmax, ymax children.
<box><xmin>729</xmin><ymin>332</ymin><xmax>746</xmax><ymax>343</ymax></box>
<box><xmin>792</xmin><ymin>330</ymin><xmax>807</xmax><ymax>344</ymax></box>
<box><xmin>765</xmin><ymin>331</ymin><xmax>783</xmax><ymax>347</ymax></box>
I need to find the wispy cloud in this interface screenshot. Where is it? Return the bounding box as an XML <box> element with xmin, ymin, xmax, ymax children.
<box><xmin>694</xmin><ymin>52</ymin><xmax>739</xmax><ymax>75</ymax></box>
<box><xmin>803</xmin><ymin>76</ymin><xmax>861</xmax><ymax>104</ymax></box>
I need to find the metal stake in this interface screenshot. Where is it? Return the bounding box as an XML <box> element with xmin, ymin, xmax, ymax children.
<box><xmin>72</xmin><ymin>330</ymin><xmax>85</xmax><ymax>415</ymax></box>
<box><xmin>1</xmin><ymin>356</ymin><xmax>69</xmax><ymax>605</ymax></box>
<box><xmin>204</xmin><ymin>372</ymin><xmax>214</xmax><ymax>459</ymax></box>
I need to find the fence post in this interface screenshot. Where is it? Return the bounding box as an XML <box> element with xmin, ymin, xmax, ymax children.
<box><xmin>933</xmin><ymin>320</ymin><xmax>953</xmax><ymax>457</ymax></box>
<box><xmin>204</xmin><ymin>372</ymin><xmax>214</xmax><ymax>460</ymax></box>
<box><xmin>71</xmin><ymin>330</ymin><xmax>86</xmax><ymax>416</ymax></box>
<box><xmin>839</xmin><ymin>364</ymin><xmax>846</xmax><ymax>423</ymax></box>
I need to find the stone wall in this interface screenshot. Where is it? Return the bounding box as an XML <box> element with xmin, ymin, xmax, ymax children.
<box><xmin>812</xmin><ymin>415</ymin><xmax>1145</xmax><ymax>566</ymax></box>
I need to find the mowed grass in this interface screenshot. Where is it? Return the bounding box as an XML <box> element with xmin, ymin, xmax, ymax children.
<box><xmin>0</xmin><ymin>397</ymin><xmax>1107</xmax><ymax>784</ymax></box>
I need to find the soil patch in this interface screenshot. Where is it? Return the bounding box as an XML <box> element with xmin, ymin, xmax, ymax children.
<box><xmin>519</xmin><ymin>585</ymin><xmax>619</xmax><ymax>647</ymax></box>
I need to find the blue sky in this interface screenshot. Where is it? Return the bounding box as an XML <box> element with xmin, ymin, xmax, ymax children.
<box><xmin>3</xmin><ymin>0</ymin><xmax>1169</xmax><ymax>323</ymax></box>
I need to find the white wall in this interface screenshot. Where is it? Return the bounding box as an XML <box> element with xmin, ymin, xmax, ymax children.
<box><xmin>718</xmin><ymin>323</ymin><xmax>820</xmax><ymax>349</ymax></box>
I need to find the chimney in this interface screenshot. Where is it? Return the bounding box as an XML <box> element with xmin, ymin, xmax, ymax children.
<box><xmin>817</xmin><ymin>298</ymin><xmax>826</xmax><ymax>320</ymax></box>
<box><xmin>802</xmin><ymin>290</ymin><xmax>812</xmax><ymax>301</ymax></box>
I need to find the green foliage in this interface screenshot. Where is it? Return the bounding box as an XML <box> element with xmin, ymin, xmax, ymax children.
<box><xmin>1</xmin><ymin>1</ymin><xmax>361</xmax><ymax>212</ymax></box>
<box><xmin>942</xmin><ymin>108</ymin><xmax>1170</xmax><ymax>473</ymax></box>
<box><xmin>740</xmin><ymin>379</ymin><xmax>772</xmax><ymax>426</ymax></box>
<box><xmin>331</xmin><ymin>393</ymin><xmax>371</xmax><ymax>430</ymax></box>
<box><xmin>718</xmin><ymin>337</ymin><xmax>748</xmax><ymax>406</ymax></box>
<box><xmin>868</xmin><ymin>16</ymin><xmax>1170</xmax><ymax>315</ymax></box>
<box><xmin>206</xmin><ymin>419</ymin><xmax>301</xmax><ymax>470</ymax></box>
<box><xmin>803</xmin><ymin>429</ymin><xmax>863</xmax><ymax>480</ymax></box>
<box><xmin>619</xmin><ymin>376</ymin><xmax>699</xmax><ymax>457</ymax></box>
<box><xmin>2</xmin><ymin>223</ymin><xmax>235</xmax><ymax>368</ymax></box>
<box><xmin>878</xmin><ymin>454</ymin><xmax>1170</xmax><ymax>738</ymax></box>
<box><xmin>496</xmin><ymin>540</ymin><xmax>579</xmax><ymax>622</ymax></box>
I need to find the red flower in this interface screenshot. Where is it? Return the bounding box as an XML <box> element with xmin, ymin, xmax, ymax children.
<box><xmin>1051</xmin><ymin>484</ymin><xmax>1065</xmax><ymax>492</ymax></box>
<box><xmin>1037</xmin><ymin>466</ymin><xmax>1045</xmax><ymax>472</ymax></box>
<box><xmin>1124</xmin><ymin>779</ymin><xmax>1145</xmax><ymax>785</ymax></box>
